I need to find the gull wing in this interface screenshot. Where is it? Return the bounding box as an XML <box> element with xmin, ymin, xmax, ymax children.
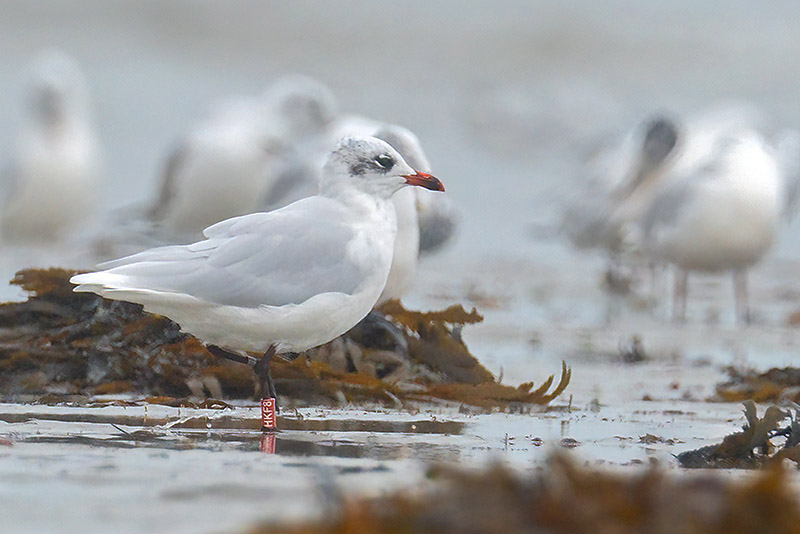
<box><xmin>78</xmin><ymin>196</ymin><xmax>368</xmax><ymax>308</ymax></box>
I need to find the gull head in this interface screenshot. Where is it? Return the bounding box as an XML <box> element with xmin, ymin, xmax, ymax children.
<box><xmin>266</xmin><ymin>74</ymin><xmax>338</xmax><ymax>140</ymax></box>
<box><xmin>27</xmin><ymin>50</ymin><xmax>88</xmax><ymax>126</ymax></box>
<box><xmin>322</xmin><ymin>136</ymin><xmax>444</xmax><ymax>199</ymax></box>
<box><xmin>641</xmin><ymin>115</ymin><xmax>679</xmax><ymax>168</ymax></box>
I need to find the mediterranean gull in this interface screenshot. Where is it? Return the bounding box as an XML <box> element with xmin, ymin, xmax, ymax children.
<box><xmin>71</xmin><ymin>136</ymin><xmax>445</xmax><ymax>410</ymax></box>
<box><xmin>262</xmin><ymin>118</ymin><xmax>453</xmax><ymax>302</ymax></box>
<box><xmin>1</xmin><ymin>50</ymin><xmax>101</xmax><ymax>242</ymax></box>
<box><xmin>372</xmin><ymin>124</ymin><xmax>458</xmax><ymax>257</ymax></box>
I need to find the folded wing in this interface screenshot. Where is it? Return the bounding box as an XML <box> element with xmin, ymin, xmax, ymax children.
<box><xmin>73</xmin><ymin>197</ymin><xmax>367</xmax><ymax>308</ymax></box>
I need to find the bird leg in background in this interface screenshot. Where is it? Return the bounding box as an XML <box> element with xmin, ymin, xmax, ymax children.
<box><xmin>206</xmin><ymin>344</ymin><xmax>278</xmax><ymax>431</ymax></box>
<box><xmin>734</xmin><ymin>270</ymin><xmax>750</xmax><ymax>325</ymax></box>
<box><xmin>672</xmin><ymin>268</ymin><xmax>688</xmax><ymax>323</ymax></box>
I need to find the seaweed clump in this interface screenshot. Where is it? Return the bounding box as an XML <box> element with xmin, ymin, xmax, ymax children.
<box><xmin>0</xmin><ymin>268</ymin><xmax>570</xmax><ymax>409</ymax></box>
<box><xmin>715</xmin><ymin>367</ymin><xmax>800</xmax><ymax>403</ymax></box>
<box><xmin>0</xmin><ymin>268</ymin><xmax>252</xmax><ymax>400</ymax></box>
<box><xmin>677</xmin><ymin>400</ymin><xmax>800</xmax><ymax>469</ymax></box>
<box><xmin>253</xmin><ymin>454</ymin><xmax>800</xmax><ymax>534</ymax></box>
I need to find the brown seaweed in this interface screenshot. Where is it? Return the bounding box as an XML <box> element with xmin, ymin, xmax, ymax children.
<box><xmin>0</xmin><ymin>269</ymin><xmax>570</xmax><ymax>409</ymax></box>
<box><xmin>715</xmin><ymin>366</ymin><xmax>800</xmax><ymax>403</ymax></box>
<box><xmin>253</xmin><ymin>453</ymin><xmax>800</xmax><ymax>534</ymax></box>
<box><xmin>677</xmin><ymin>400</ymin><xmax>800</xmax><ymax>469</ymax></box>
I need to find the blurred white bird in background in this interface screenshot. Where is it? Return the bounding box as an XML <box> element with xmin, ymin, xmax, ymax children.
<box><xmin>1</xmin><ymin>50</ymin><xmax>102</xmax><ymax>243</ymax></box>
<box><xmin>638</xmin><ymin>128</ymin><xmax>783</xmax><ymax>324</ymax></box>
<box><xmin>564</xmin><ymin>115</ymin><xmax>680</xmax><ymax>258</ymax></box>
<box><xmin>148</xmin><ymin>96</ymin><xmax>277</xmax><ymax>240</ymax></box>
<box><xmin>257</xmin><ymin>75</ymin><xmax>341</xmax><ymax>210</ymax></box>
<box><xmin>772</xmin><ymin>127</ymin><xmax>800</xmax><ymax>220</ymax></box>
<box><xmin>148</xmin><ymin>75</ymin><xmax>338</xmax><ymax>242</ymax></box>
<box><xmin>563</xmin><ymin>103</ymin><xmax>774</xmax><ymax>309</ymax></box>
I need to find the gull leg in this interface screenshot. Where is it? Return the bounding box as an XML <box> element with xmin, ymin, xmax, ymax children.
<box><xmin>253</xmin><ymin>345</ymin><xmax>278</xmax><ymax>409</ymax></box>
<box><xmin>206</xmin><ymin>344</ymin><xmax>279</xmax><ymax>431</ymax></box>
<box><xmin>672</xmin><ymin>268</ymin><xmax>688</xmax><ymax>323</ymax></box>
<box><xmin>734</xmin><ymin>269</ymin><xmax>750</xmax><ymax>325</ymax></box>
<box><xmin>206</xmin><ymin>344</ymin><xmax>278</xmax><ymax>400</ymax></box>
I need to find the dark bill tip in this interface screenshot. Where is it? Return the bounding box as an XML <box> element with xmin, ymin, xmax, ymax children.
<box><xmin>402</xmin><ymin>172</ymin><xmax>445</xmax><ymax>192</ymax></box>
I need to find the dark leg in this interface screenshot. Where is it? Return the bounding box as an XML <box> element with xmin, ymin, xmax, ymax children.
<box><xmin>206</xmin><ymin>344</ymin><xmax>280</xmax><ymax>431</ymax></box>
<box><xmin>206</xmin><ymin>344</ymin><xmax>277</xmax><ymax>401</ymax></box>
<box><xmin>253</xmin><ymin>345</ymin><xmax>278</xmax><ymax>408</ymax></box>
<box><xmin>672</xmin><ymin>268</ymin><xmax>688</xmax><ymax>323</ymax></box>
<box><xmin>206</xmin><ymin>344</ymin><xmax>257</xmax><ymax>366</ymax></box>
<box><xmin>734</xmin><ymin>269</ymin><xmax>750</xmax><ymax>325</ymax></box>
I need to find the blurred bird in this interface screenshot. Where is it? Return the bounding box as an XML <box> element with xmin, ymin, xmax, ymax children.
<box><xmin>564</xmin><ymin>103</ymin><xmax>764</xmax><ymax>299</ymax></box>
<box><xmin>149</xmin><ymin>75</ymin><xmax>338</xmax><ymax>241</ymax></box>
<box><xmin>564</xmin><ymin>115</ymin><xmax>680</xmax><ymax>258</ymax></box>
<box><xmin>149</xmin><ymin>97</ymin><xmax>276</xmax><ymax>240</ymax></box>
<box><xmin>771</xmin><ymin>127</ymin><xmax>800</xmax><ymax>220</ymax></box>
<box><xmin>1</xmin><ymin>51</ymin><xmax>101</xmax><ymax>242</ymax></box>
<box><xmin>371</xmin><ymin>123</ymin><xmax>458</xmax><ymax>256</ymax></box>
<box><xmin>72</xmin><ymin>136</ymin><xmax>445</xmax><ymax>406</ymax></box>
<box><xmin>263</xmin><ymin>74</ymin><xmax>338</xmax><ymax>147</ymax></box>
<box><xmin>639</xmin><ymin>129</ymin><xmax>783</xmax><ymax>323</ymax></box>
<box><xmin>258</xmin><ymin>80</ymin><xmax>457</xmax><ymax>301</ymax></box>
<box><xmin>262</xmin><ymin>75</ymin><xmax>458</xmax><ymax>256</ymax></box>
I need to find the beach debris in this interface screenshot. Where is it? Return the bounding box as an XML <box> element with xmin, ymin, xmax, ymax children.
<box><xmin>619</xmin><ymin>335</ymin><xmax>646</xmax><ymax>363</ymax></box>
<box><xmin>253</xmin><ymin>453</ymin><xmax>800</xmax><ymax>534</ymax></box>
<box><xmin>0</xmin><ymin>269</ymin><xmax>570</xmax><ymax>409</ymax></box>
<box><xmin>676</xmin><ymin>400</ymin><xmax>800</xmax><ymax>469</ymax></box>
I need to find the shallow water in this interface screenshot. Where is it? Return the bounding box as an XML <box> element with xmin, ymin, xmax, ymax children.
<box><xmin>3</xmin><ymin>2</ymin><xmax>800</xmax><ymax>533</ymax></box>
<box><xmin>0</xmin><ymin>395</ymin><xmax>752</xmax><ymax>534</ymax></box>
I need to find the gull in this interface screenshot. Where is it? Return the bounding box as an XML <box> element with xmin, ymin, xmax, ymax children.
<box><xmin>772</xmin><ymin>128</ymin><xmax>800</xmax><ymax>220</ymax></box>
<box><xmin>263</xmin><ymin>74</ymin><xmax>338</xmax><ymax>146</ymax></box>
<box><xmin>263</xmin><ymin>118</ymin><xmax>454</xmax><ymax>302</ymax></box>
<box><xmin>565</xmin><ymin>104</ymin><xmax>762</xmax><ymax>298</ymax></box>
<box><xmin>372</xmin><ymin>124</ymin><xmax>458</xmax><ymax>257</ymax></box>
<box><xmin>564</xmin><ymin>115</ymin><xmax>680</xmax><ymax>258</ymax></box>
<box><xmin>71</xmin><ymin>136</ymin><xmax>445</xmax><ymax>407</ymax></box>
<box><xmin>1</xmin><ymin>50</ymin><xmax>101</xmax><ymax>242</ymax></box>
<box><xmin>149</xmin><ymin>75</ymin><xmax>338</xmax><ymax>241</ymax></box>
<box><xmin>639</xmin><ymin>129</ymin><xmax>782</xmax><ymax>323</ymax></box>
<box><xmin>149</xmin><ymin>97</ymin><xmax>276</xmax><ymax>240</ymax></box>
<box><xmin>370</xmin><ymin>125</ymin><xmax>428</xmax><ymax>303</ymax></box>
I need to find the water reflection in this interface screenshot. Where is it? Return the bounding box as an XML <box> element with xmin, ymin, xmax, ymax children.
<box><xmin>15</xmin><ymin>411</ymin><xmax>467</xmax><ymax>463</ymax></box>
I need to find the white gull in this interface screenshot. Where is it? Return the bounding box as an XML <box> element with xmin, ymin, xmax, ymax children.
<box><xmin>71</xmin><ymin>136</ymin><xmax>444</xmax><ymax>396</ymax></box>
<box><xmin>639</xmin><ymin>129</ymin><xmax>782</xmax><ymax>323</ymax></box>
<box><xmin>149</xmin><ymin>97</ymin><xmax>276</xmax><ymax>239</ymax></box>
<box><xmin>1</xmin><ymin>50</ymin><xmax>101</xmax><ymax>242</ymax></box>
<box><xmin>262</xmin><ymin>117</ymin><xmax>453</xmax><ymax>302</ymax></box>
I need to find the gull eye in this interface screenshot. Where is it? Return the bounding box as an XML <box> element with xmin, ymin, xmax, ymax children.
<box><xmin>374</xmin><ymin>154</ymin><xmax>395</xmax><ymax>171</ymax></box>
